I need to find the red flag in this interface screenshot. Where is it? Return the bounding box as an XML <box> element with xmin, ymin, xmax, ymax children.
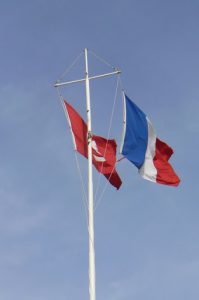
<box><xmin>63</xmin><ymin>101</ymin><xmax>122</xmax><ymax>190</ymax></box>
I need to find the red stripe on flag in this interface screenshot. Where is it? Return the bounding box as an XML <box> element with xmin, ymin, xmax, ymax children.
<box><xmin>153</xmin><ymin>138</ymin><xmax>180</xmax><ymax>186</ymax></box>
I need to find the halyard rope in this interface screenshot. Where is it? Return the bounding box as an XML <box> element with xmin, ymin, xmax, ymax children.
<box><xmin>56</xmin><ymin>87</ymin><xmax>89</xmax><ymax>226</ymax></box>
<box><xmin>89</xmin><ymin>50</ymin><xmax>117</xmax><ymax>71</ymax></box>
<box><xmin>94</xmin><ymin>75</ymin><xmax>120</xmax><ymax>210</ymax></box>
<box><xmin>57</xmin><ymin>51</ymin><xmax>83</xmax><ymax>82</ymax></box>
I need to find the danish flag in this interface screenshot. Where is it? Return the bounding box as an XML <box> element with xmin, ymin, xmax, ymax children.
<box><xmin>63</xmin><ymin>100</ymin><xmax>122</xmax><ymax>190</ymax></box>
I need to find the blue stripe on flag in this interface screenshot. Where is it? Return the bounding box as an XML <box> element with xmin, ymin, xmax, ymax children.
<box><xmin>122</xmin><ymin>94</ymin><xmax>148</xmax><ymax>168</ymax></box>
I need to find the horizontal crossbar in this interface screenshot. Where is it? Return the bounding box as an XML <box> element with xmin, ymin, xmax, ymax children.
<box><xmin>54</xmin><ymin>70</ymin><xmax>121</xmax><ymax>88</ymax></box>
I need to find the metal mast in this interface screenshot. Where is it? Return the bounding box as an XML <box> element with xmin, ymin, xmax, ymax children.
<box><xmin>84</xmin><ymin>48</ymin><xmax>96</xmax><ymax>300</ymax></box>
<box><xmin>54</xmin><ymin>48</ymin><xmax>121</xmax><ymax>300</ymax></box>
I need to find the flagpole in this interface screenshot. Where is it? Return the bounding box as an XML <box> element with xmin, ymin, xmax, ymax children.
<box><xmin>84</xmin><ymin>48</ymin><xmax>96</xmax><ymax>300</ymax></box>
<box><xmin>55</xmin><ymin>49</ymin><xmax>121</xmax><ymax>300</ymax></box>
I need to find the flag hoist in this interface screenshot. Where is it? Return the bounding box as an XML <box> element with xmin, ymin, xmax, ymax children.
<box><xmin>54</xmin><ymin>48</ymin><xmax>121</xmax><ymax>300</ymax></box>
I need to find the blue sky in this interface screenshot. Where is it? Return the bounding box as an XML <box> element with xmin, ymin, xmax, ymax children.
<box><xmin>0</xmin><ymin>0</ymin><xmax>199</xmax><ymax>299</ymax></box>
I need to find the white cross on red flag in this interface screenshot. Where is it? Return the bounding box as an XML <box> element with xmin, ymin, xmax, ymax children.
<box><xmin>63</xmin><ymin>100</ymin><xmax>122</xmax><ymax>190</ymax></box>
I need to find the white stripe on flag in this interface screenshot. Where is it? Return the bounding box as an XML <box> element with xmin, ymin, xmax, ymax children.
<box><xmin>139</xmin><ymin>117</ymin><xmax>157</xmax><ymax>182</ymax></box>
<box><xmin>93</xmin><ymin>155</ymin><xmax>106</xmax><ymax>162</ymax></box>
<box><xmin>120</xmin><ymin>91</ymin><xmax>127</xmax><ymax>154</ymax></box>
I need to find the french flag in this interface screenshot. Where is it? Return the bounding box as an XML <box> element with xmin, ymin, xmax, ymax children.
<box><xmin>120</xmin><ymin>94</ymin><xmax>180</xmax><ymax>186</ymax></box>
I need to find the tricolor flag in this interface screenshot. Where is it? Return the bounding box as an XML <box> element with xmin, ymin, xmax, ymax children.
<box><xmin>63</xmin><ymin>100</ymin><xmax>122</xmax><ymax>190</ymax></box>
<box><xmin>120</xmin><ymin>94</ymin><xmax>180</xmax><ymax>186</ymax></box>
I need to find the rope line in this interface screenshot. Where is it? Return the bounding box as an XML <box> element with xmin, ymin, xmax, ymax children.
<box><xmin>74</xmin><ymin>152</ymin><xmax>89</xmax><ymax>225</ymax></box>
<box><xmin>57</xmin><ymin>51</ymin><xmax>83</xmax><ymax>82</ymax></box>
<box><xmin>89</xmin><ymin>50</ymin><xmax>117</xmax><ymax>71</ymax></box>
<box><xmin>94</xmin><ymin>164</ymin><xmax>117</xmax><ymax>212</ymax></box>
<box><xmin>118</xmin><ymin>75</ymin><xmax>125</xmax><ymax>93</ymax></box>
<box><xmin>56</xmin><ymin>88</ymin><xmax>89</xmax><ymax>226</ymax></box>
<box><xmin>117</xmin><ymin>156</ymin><xmax>125</xmax><ymax>163</ymax></box>
<box><xmin>94</xmin><ymin>75</ymin><xmax>120</xmax><ymax>210</ymax></box>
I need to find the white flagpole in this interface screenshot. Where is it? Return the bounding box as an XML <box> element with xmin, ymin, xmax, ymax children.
<box><xmin>84</xmin><ymin>48</ymin><xmax>96</xmax><ymax>300</ymax></box>
<box><xmin>55</xmin><ymin>49</ymin><xmax>121</xmax><ymax>300</ymax></box>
